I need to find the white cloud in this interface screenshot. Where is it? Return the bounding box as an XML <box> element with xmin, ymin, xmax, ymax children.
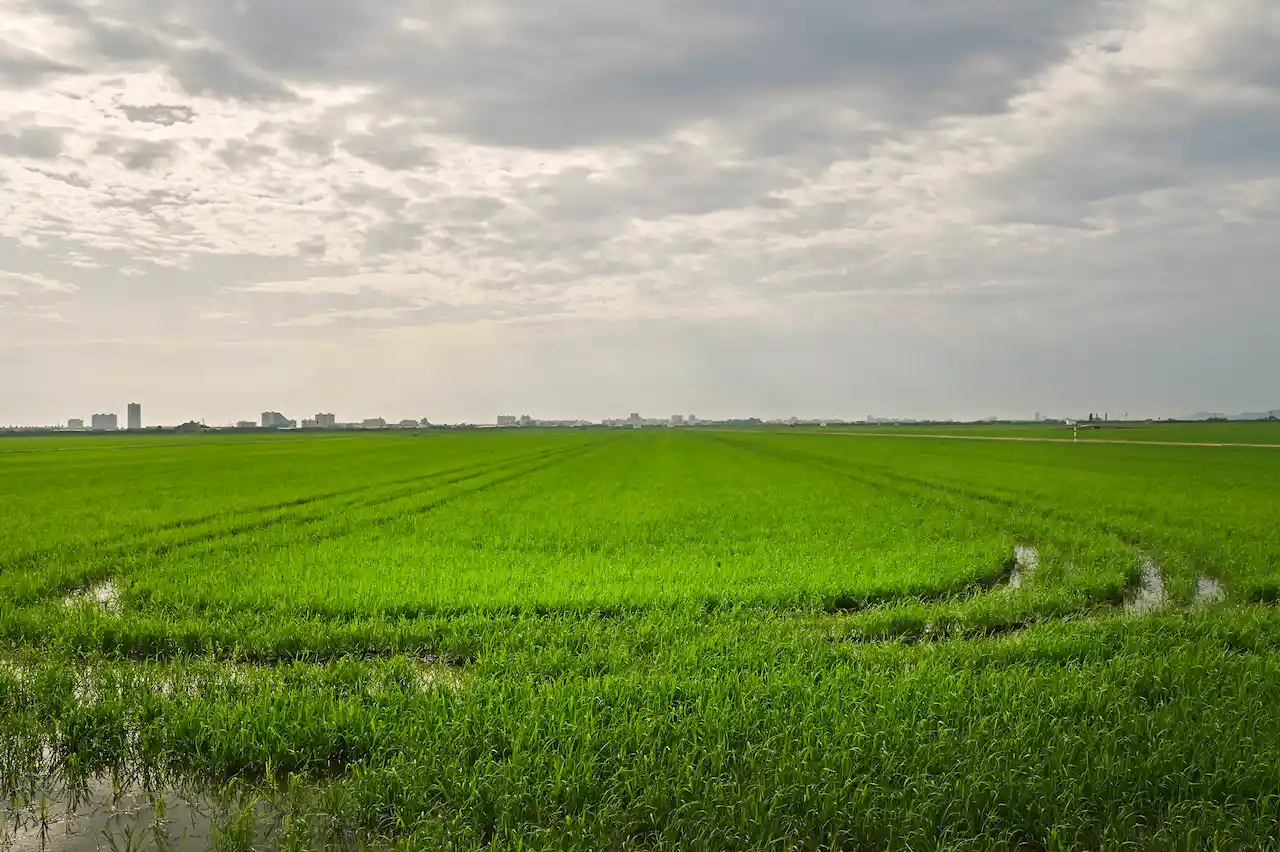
<box><xmin>0</xmin><ymin>0</ymin><xmax>1276</xmax><ymax>424</ymax></box>
<box><xmin>0</xmin><ymin>269</ymin><xmax>78</xmax><ymax>292</ymax></box>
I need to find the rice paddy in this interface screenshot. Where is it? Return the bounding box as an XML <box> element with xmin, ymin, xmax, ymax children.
<box><xmin>3</xmin><ymin>427</ymin><xmax>1279</xmax><ymax>850</ymax></box>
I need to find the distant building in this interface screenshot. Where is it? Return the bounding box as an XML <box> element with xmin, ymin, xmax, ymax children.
<box><xmin>301</xmin><ymin>418</ymin><xmax>319</xmax><ymax>428</ymax></box>
<box><xmin>261</xmin><ymin>411</ymin><xmax>294</xmax><ymax>429</ymax></box>
<box><xmin>398</xmin><ymin>419</ymin><xmax>419</xmax><ymax>428</ymax></box>
<box><xmin>362</xmin><ymin>417</ymin><xmax>387</xmax><ymax>429</ymax></box>
<box><xmin>316</xmin><ymin>413</ymin><xmax>337</xmax><ymax>427</ymax></box>
<box><xmin>235</xmin><ymin>421</ymin><xmax>257</xmax><ymax>429</ymax></box>
<box><xmin>497</xmin><ymin>415</ymin><xmax>518</xmax><ymax>427</ymax></box>
<box><xmin>687</xmin><ymin>415</ymin><xmax>697</xmax><ymax>425</ymax></box>
<box><xmin>90</xmin><ymin>413</ymin><xmax>118</xmax><ymax>431</ymax></box>
<box><xmin>672</xmin><ymin>415</ymin><xmax>685</xmax><ymax>425</ymax></box>
<box><xmin>174</xmin><ymin>421</ymin><xmax>208</xmax><ymax>434</ymax></box>
<box><xmin>127</xmin><ymin>403</ymin><xmax>142</xmax><ymax>430</ymax></box>
<box><xmin>67</xmin><ymin>418</ymin><xmax>84</xmax><ymax>430</ymax></box>
<box><xmin>519</xmin><ymin>414</ymin><xmax>533</xmax><ymax>427</ymax></box>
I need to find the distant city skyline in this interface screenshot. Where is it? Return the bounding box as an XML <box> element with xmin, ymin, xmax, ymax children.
<box><xmin>12</xmin><ymin>389</ymin><xmax>1280</xmax><ymax>432</ymax></box>
<box><xmin>11</xmin><ymin>404</ymin><xmax>1278</xmax><ymax>433</ymax></box>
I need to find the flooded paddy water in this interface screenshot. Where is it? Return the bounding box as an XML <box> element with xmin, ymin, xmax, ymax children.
<box><xmin>3</xmin><ymin>782</ymin><xmax>220</xmax><ymax>852</ymax></box>
<box><xmin>1125</xmin><ymin>555</ymin><xmax>1166</xmax><ymax>614</ymax></box>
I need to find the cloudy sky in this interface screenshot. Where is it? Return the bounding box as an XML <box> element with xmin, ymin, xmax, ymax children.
<box><xmin>1</xmin><ymin>0</ymin><xmax>1277</xmax><ymax>426</ymax></box>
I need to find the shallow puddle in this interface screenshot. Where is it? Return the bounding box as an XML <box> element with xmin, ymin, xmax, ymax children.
<box><xmin>1</xmin><ymin>658</ymin><xmax>463</xmax><ymax>710</ymax></box>
<box><xmin>1195</xmin><ymin>575</ymin><xmax>1225</xmax><ymax>605</ymax></box>
<box><xmin>414</xmin><ymin>660</ymin><xmax>464</xmax><ymax>691</ymax></box>
<box><xmin>1</xmin><ymin>781</ymin><xmax>225</xmax><ymax>852</ymax></box>
<box><xmin>1125</xmin><ymin>555</ymin><xmax>1166</xmax><ymax>614</ymax></box>
<box><xmin>1009</xmin><ymin>545</ymin><xmax>1039</xmax><ymax>590</ymax></box>
<box><xmin>61</xmin><ymin>581</ymin><xmax>120</xmax><ymax>614</ymax></box>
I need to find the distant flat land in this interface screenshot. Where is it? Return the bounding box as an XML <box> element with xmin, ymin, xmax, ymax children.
<box><xmin>0</xmin><ymin>430</ymin><xmax>359</xmax><ymax>453</ymax></box>
<box><xmin>822</xmin><ymin>420</ymin><xmax>1280</xmax><ymax>446</ymax></box>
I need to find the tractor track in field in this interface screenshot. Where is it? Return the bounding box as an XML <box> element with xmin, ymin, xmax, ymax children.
<box><xmin>710</xmin><ymin>434</ymin><xmax>1226</xmax><ymax>614</ymax></box>
<box><xmin>1</xmin><ymin>443</ymin><xmax>596</xmax><ymax>577</ymax></box>
<box><xmin>156</xmin><ymin>442</ymin><xmax>597</xmax><ymax>532</ymax></box>
<box><xmin>11</xmin><ymin>441</ymin><xmax>606</xmax><ymax>606</ymax></box>
<box><xmin>709</xmin><ymin>434</ymin><xmax>1156</xmax><ymax>554</ymax></box>
<box><xmin>135</xmin><ymin>441</ymin><xmax>599</xmax><ymax>565</ymax></box>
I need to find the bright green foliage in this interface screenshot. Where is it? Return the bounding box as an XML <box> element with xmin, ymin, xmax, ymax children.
<box><xmin>2</xmin><ymin>428</ymin><xmax>1279</xmax><ymax>850</ymax></box>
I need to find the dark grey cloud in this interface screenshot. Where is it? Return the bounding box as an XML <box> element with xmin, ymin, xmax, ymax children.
<box><xmin>335</xmin><ymin>185</ymin><xmax>411</xmax><ymax>219</ymax></box>
<box><xmin>23</xmin><ymin>0</ymin><xmax>168</xmax><ymax>62</ymax></box>
<box><xmin>188</xmin><ymin>0</ymin><xmax>390</xmax><ymax>77</ymax></box>
<box><xmin>401</xmin><ymin>0</ymin><xmax>1105</xmax><ymax>147</ymax></box>
<box><xmin>1209</xmin><ymin>16</ymin><xmax>1280</xmax><ymax>89</ymax></box>
<box><xmin>540</xmin><ymin>145</ymin><xmax>801</xmax><ymax>221</ymax></box>
<box><xmin>86</xmin><ymin>22</ymin><xmax>167</xmax><ymax>63</ymax></box>
<box><xmin>285</xmin><ymin>129</ymin><xmax>337</xmax><ymax>161</ymax></box>
<box><xmin>362</xmin><ymin>221</ymin><xmax>425</xmax><ymax>256</ymax></box>
<box><xmin>168</xmin><ymin>46</ymin><xmax>296</xmax><ymax>102</ymax></box>
<box><xmin>432</xmin><ymin>196</ymin><xmax>508</xmax><ymax>221</ymax></box>
<box><xmin>120</xmin><ymin>103</ymin><xmax>196</xmax><ymax>125</ymax></box>
<box><xmin>342</xmin><ymin>130</ymin><xmax>437</xmax><ymax>172</ymax></box>
<box><xmin>100</xmin><ymin>187</ymin><xmax>192</xmax><ymax>216</ymax></box>
<box><xmin>985</xmin><ymin>85</ymin><xmax>1280</xmax><ymax>229</ymax></box>
<box><xmin>216</xmin><ymin>139</ymin><xmax>277</xmax><ymax>171</ymax></box>
<box><xmin>296</xmin><ymin>236</ymin><xmax>328</xmax><ymax>258</ymax></box>
<box><xmin>94</xmin><ymin>138</ymin><xmax>180</xmax><ymax>171</ymax></box>
<box><xmin>0</xmin><ymin>128</ymin><xmax>65</xmax><ymax>160</ymax></box>
<box><xmin>26</xmin><ymin>0</ymin><xmax>1106</xmax><ymax>147</ymax></box>
<box><xmin>1121</xmin><ymin>104</ymin><xmax>1280</xmax><ymax>177</ymax></box>
<box><xmin>0</xmin><ymin>43</ymin><xmax>81</xmax><ymax>88</ymax></box>
<box><xmin>26</xmin><ymin>168</ymin><xmax>93</xmax><ymax>189</ymax></box>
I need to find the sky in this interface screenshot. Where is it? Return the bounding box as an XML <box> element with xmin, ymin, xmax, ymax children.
<box><xmin>1</xmin><ymin>0</ymin><xmax>1277</xmax><ymax>426</ymax></box>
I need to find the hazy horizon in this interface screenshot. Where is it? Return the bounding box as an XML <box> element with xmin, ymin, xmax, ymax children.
<box><xmin>3</xmin><ymin>0</ymin><xmax>1278</xmax><ymax>427</ymax></box>
<box><xmin>7</xmin><ymin>406</ymin><xmax>1279</xmax><ymax>430</ymax></box>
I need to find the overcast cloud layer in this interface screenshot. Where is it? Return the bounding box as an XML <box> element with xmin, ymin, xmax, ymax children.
<box><xmin>1</xmin><ymin>0</ymin><xmax>1277</xmax><ymax>425</ymax></box>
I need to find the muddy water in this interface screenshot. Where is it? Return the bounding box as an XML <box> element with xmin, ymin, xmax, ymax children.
<box><xmin>1009</xmin><ymin>545</ymin><xmax>1038</xmax><ymax>590</ymax></box>
<box><xmin>1195</xmin><ymin>575</ymin><xmax>1225</xmax><ymax>604</ymax></box>
<box><xmin>61</xmin><ymin>581</ymin><xmax>120</xmax><ymax>614</ymax></box>
<box><xmin>1125</xmin><ymin>556</ymin><xmax>1166</xmax><ymax>614</ymax></box>
<box><xmin>1</xmin><ymin>783</ymin><xmax>222</xmax><ymax>852</ymax></box>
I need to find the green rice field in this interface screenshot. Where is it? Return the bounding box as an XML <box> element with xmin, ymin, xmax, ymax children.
<box><xmin>824</xmin><ymin>420</ymin><xmax>1280</xmax><ymax>445</ymax></box>
<box><xmin>3</xmin><ymin>427</ymin><xmax>1280</xmax><ymax>850</ymax></box>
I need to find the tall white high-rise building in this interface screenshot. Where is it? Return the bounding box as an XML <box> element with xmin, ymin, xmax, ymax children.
<box><xmin>261</xmin><ymin>411</ymin><xmax>294</xmax><ymax>428</ymax></box>
<box><xmin>127</xmin><ymin>403</ymin><xmax>142</xmax><ymax>430</ymax></box>
<box><xmin>91</xmin><ymin>413</ymin><xmax>118</xmax><ymax>431</ymax></box>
